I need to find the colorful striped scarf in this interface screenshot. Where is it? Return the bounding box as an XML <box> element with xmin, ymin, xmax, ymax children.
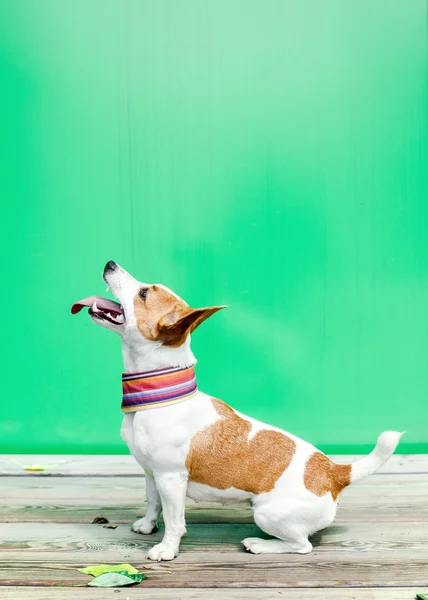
<box><xmin>121</xmin><ymin>365</ymin><xmax>197</xmax><ymax>412</ymax></box>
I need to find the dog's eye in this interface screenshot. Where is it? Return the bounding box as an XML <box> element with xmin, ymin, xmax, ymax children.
<box><xmin>139</xmin><ymin>288</ymin><xmax>148</xmax><ymax>301</ymax></box>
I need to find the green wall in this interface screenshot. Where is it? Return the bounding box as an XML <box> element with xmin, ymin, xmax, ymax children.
<box><xmin>1</xmin><ymin>0</ymin><xmax>427</xmax><ymax>454</ymax></box>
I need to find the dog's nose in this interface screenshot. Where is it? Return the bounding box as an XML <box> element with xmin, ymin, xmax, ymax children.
<box><xmin>104</xmin><ymin>260</ymin><xmax>117</xmax><ymax>273</ymax></box>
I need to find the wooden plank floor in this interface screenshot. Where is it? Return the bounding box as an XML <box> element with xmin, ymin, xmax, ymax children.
<box><xmin>0</xmin><ymin>455</ymin><xmax>427</xmax><ymax>599</ymax></box>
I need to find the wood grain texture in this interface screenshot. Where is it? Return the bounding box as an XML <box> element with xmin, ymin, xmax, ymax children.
<box><xmin>0</xmin><ymin>473</ymin><xmax>426</xmax><ymax>505</ymax></box>
<box><xmin>1</xmin><ymin>454</ymin><xmax>426</xmax><ymax>476</ymax></box>
<box><xmin>0</xmin><ymin>587</ymin><xmax>424</xmax><ymax>599</ymax></box>
<box><xmin>0</xmin><ymin>521</ymin><xmax>426</xmax><ymax>553</ymax></box>
<box><xmin>0</xmin><ymin>554</ymin><xmax>427</xmax><ymax>587</ymax></box>
<box><xmin>0</xmin><ymin>504</ymin><xmax>254</xmax><ymax>524</ymax></box>
<box><xmin>2</xmin><ymin>503</ymin><xmax>427</xmax><ymax>523</ymax></box>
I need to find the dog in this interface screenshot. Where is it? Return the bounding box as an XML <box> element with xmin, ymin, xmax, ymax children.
<box><xmin>72</xmin><ymin>260</ymin><xmax>402</xmax><ymax>561</ymax></box>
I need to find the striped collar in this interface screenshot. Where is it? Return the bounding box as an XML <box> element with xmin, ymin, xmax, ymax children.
<box><xmin>121</xmin><ymin>365</ymin><xmax>198</xmax><ymax>412</ymax></box>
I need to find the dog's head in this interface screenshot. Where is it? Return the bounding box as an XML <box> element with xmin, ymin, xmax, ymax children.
<box><xmin>72</xmin><ymin>261</ymin><xmax>226</xmax><ymax>350</ymax></box>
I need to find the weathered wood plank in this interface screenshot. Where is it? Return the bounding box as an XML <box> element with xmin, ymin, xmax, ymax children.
<box><xmin>0</xmin><ymin>505</ymin><xmax>254</xmax><ymax>524</ymax></box>
<box><xmin>0</xmin><ymin>554</ymin><xmax>427</xmax><ymax>587</ymax></box>
<box><xmin>3</xmin><ymin>548</ymin><xmax>427</xmax><ymax>564</ymax></box>
<box><xmin>0</xmin><ymin>455</ymin><xmax>143</xmax><ymax>477</ymax></box>
<box><xmin>0</xmin><ymin>454</ymin><xmax>426</xmax><ymax>476</ymax></box>
<box><xmin>2</xmin><ymin>502</ymin><xmax>427</xmax><ymax>523</ymax></box>
<box><xmin>0</xmin><ymin>587</ymin><xmax>424</xmax><ymax>599</ymax></box>
<box><xmin>0</xmin><ymin>473</ymin><xmax>425</xmax><ymax>505</ymax></box>
<box><xmin>0</xmin><ymin>521</ymin><xmax>426</xmax><ymax>553</ymax></box>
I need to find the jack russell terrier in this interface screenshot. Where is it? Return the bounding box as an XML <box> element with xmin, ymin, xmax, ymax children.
<box><xmin>72</xmin><ymin>261</ymin><xmax>402</xmax><ymax>561</ymax></box>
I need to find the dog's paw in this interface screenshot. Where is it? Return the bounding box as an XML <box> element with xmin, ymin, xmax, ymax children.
<box><xmin>132</xmin><ymin>517</ymin><xmax>157</xmax><ymax>535</ymax></box>
<box><xmin>147</xmin><ymin>542</ymin><xmax>178</xmax><ymax>561</ymax></box>
<box><xmin>241</xmin><ymin>537</ymin><xmax>264</xmax><ymax>554</ymax></box>
<box><xmin>242</xmin><ymin>537</ymin><xmax>313</xmax><ymax>555</ymax></box>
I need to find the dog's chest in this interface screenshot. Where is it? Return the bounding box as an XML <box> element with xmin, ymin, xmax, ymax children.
<box><xmin>121</xmin><ymin>413</ymin><xmax>177</xmax><ymax>471</ymax></box>
<box><xmin>121</xmin><ymin>413</ymin><xmax>151</xmax><ymax>466</ymax></box>
<box><xmin>120</xmin><ymin>393</ymin><xmax>219</xmax><ymax>473</ymax></box>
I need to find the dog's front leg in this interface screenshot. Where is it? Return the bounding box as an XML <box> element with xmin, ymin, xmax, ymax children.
<box><xmin>147</xmin><ymin>471</ymin><xmax>187</xmax><ymax>561</ymax></box>
<box><xmin>132</xmin><ymin>470</ymin><xmax>162</xmax><ymax>534</ymax></box>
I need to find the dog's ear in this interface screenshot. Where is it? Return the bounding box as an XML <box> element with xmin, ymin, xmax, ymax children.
<box><xmin>158</xmin><ymin>305</ymin><xmax>227</xmax><ymax>347</ymax></box>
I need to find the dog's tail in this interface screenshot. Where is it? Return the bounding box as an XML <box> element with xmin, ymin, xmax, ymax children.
<box><xmin>306</xmin><ymin>431</ymin><xmax>403</xmax><ymax>501</ymax></box>
<box><xmin>349</xmin><ymin>431</ymin><xmax>403</xmax><ymax>484</ymax></box>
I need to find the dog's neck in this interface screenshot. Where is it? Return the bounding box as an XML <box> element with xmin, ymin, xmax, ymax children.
<box><xmin>122</xmin><ymin>337</ymin><xmax>196</xmax><ymax>373</ymax></box>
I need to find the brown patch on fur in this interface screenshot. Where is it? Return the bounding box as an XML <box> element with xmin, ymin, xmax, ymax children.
<box><xmin>304</xmin><ymin>452</ymin><xmax>351</xmax><ymax>501</ymax></box>
<box><xmin>186</xmin><ymin>399</ymin><xmax>296</xmax><ymax>494</ymax></box>
<box><xmin>133</xmin><ymin>286</ymin><xmax>225</xmax><ymax>347</ymax></box>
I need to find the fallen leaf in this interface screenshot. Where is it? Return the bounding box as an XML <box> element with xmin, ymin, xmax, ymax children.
<box><xmin>88</xmin><ymin>573</ymin><xmax>138</xmax><ymax>587</ymax></box>
<box><xmin>78</xmin><ymin>564</ymin><xmax>138</xmax><ymax>577</ymax></box>
<box><xmin>24</xmin><ymin>465</ymin><xmax>53</xmax><ymax>471</ymax></box>
<box><xmin>92</xmin><ymin>517</ymin><xmax>109</xmax><ymax>524</ymax></box>
<box><xmin>120</xmin><ymin>572</ymin><xmax>147</xmax><ymax>583</ymax></box>
<box><xmin>103</xmin><ymin>525</ymin><xmax>117</xmax><ymax>529</ymax></box>
<box><xmin>416</xmin><ymin>594</ymin><xmax>428</xmax><ymax>600</ymax></box>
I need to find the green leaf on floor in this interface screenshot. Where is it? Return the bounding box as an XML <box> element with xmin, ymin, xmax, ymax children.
<box><xmin>78</xmin><ymin>563</ymin><xmax>138</xmax><ymax>577</ymax></box>
<box><xmin>416</xmin><ymin>594</ymin><xmax>428</xmax><ymax>600</ymax></box>
<box><xmin>121</xmin><ymin>572</ymin><xmax>147</xmax><ymax>583</ymax></box>
<box><xmin>87</xmin><ymin>572</ymin><xmax>145</xmax><ymax>587</ymax></box>
<box><xmin>24</xmin><ymin>465</ymin><xmax>54</xmax><ymax>471</ymax></box>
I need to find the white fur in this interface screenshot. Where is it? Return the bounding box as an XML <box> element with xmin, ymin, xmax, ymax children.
<box><xmin>90</xmin><ymin>263</ymin><xmax>402</xmax><ymax>561</ymax></box>
<box><xmin>351</xmin><ymin>431</ymin><xmax>404</xmax><ymax>482</ymax></box>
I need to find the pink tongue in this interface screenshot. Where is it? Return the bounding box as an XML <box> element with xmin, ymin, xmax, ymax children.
<box><xmin>71</xmin><ymin>296</ymin><xmax>123</xmax><ymax>315</ymax></box>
